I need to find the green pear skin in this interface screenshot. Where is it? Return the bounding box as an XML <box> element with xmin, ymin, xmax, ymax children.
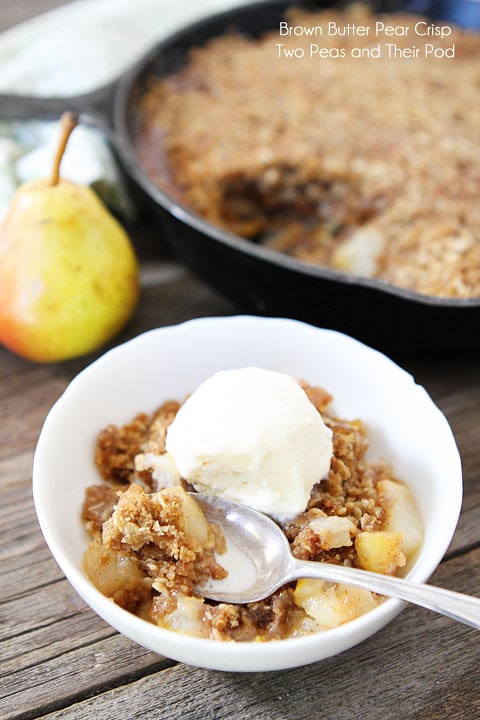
<box><xmin>0</xmin><ymin>179</ymin><xmax>139</xmax><ymax>362</ymax></box>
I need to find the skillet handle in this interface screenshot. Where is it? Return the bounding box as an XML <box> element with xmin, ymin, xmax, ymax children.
<box><xmin>0</xmin><ymin>80</ymin><xmax>119</xmax><ymax>135</ymax></box>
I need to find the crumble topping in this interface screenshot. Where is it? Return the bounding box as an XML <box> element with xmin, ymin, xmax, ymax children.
<box><xmin>136</xmin><ymin>5</ymin><xmax>480</xmax><ymax>298</ymax></box>
<box><xmin>99</xmin><ymin>484</ymin><xmax>226</xmax><ymax>596</ymax></box>
<box><xmin>82</xmin><ymin>380</ymin><xmax>421</xmax><ymax>641</ymax></box>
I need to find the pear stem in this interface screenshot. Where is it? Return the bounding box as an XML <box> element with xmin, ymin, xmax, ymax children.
<box><xmin>49</xmin><ymin>112</ymin><xmax>79</xmax><ymax>187</ymax></box>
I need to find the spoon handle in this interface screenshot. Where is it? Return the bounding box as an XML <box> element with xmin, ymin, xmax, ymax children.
<box><xmin>291</xmin><ymin>560</ymin><xmax>480</xmax><ymax>630</ymax></box>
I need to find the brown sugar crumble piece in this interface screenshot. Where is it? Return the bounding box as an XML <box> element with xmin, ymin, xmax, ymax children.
<box><xmin>95</xmin><ymin>413</ymin><xmax>151</xmax><ymax>485</ymax></box>
<box><xmin>101</xmin><ymin>484</ymin><xmax>226</xmax><ymax>596</ymax></box>
<box><xmin>203</xmin><ymin>586</ymin><xmax>303</xmax><ymax>642</ymax></box>
<box><xmin>95</xmin><ymin>400</ymin><xmax>181</xmax><ymax>488</ymax></box>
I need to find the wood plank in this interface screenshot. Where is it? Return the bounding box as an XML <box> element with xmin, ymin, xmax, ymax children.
<box><xmin>405</xmin><ymin>358</ymin><xmax>480</xmax><ymax>513</ymax></box>
<box><xmin>13</xmin><ymin>550</ymin><xmax>478</xmax><ymax>720</ymax></box>
<box><xmin>1</xmin><ymin>633</ymin><xmax>172</xmax><ymax>720</ymax></box>
<box><xmin>0</xmin><ymin>0</ymin><xmax>72</xmax><ymax>30</ymax></box>
<box><xmin>446</xmin><ymin>506</ymin><xmax>480</xmax><ymax>558</ymax></box>
<box><xmin>2</xmin><ymin>547</ymin><xmax>479</xmax><ymax>720</ymax></box>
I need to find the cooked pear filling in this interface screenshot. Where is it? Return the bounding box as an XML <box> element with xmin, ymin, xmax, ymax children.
<box><xmin>82</xmin><ymin>378</ymin><xmax>423</xmax><ymax>641</ymax></box>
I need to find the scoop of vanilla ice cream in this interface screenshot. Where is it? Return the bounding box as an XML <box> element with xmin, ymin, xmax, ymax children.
<box><xmin>165</xmin><ymin>367</ymin><xmax>333</xmax><ymax>520</ymax></box>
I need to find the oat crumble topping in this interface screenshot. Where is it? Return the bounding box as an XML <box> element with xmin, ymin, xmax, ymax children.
<box><xmin>136</xmin><ymin>5</ymin><xmax>480</xmax><ymax>298</ymax></box>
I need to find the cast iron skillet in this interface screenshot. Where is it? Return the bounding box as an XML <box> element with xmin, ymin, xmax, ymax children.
<box><xmin>1</xmin><ymin>0</ymin><xmax>480</xmax><ymax>358</ymax></box>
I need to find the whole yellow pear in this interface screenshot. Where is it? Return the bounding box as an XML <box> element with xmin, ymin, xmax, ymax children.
<box><xmin>0</xmin><ymin>114</ymin><xmax>139</xmax><ymax>363</ymax></box>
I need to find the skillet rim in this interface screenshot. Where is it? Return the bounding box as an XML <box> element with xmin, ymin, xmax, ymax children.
<box><xmin>110</xmin><ymin>0</ymin><xmax>480</xmax><ymax>311</ymax></box>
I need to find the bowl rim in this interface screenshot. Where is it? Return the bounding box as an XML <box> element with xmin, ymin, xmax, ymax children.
<box><xmin>32</xmin><ymin>315</ymin><xmax>464</xmax><ymax>671</ymax></box>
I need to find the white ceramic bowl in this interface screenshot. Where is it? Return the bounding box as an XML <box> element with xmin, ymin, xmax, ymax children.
<box><xmin>33</xmin><ymin>315</ymin><xmax>462</xmax><ymax>672</ymax></box>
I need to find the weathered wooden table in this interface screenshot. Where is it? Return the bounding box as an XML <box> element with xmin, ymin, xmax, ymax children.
<box><xmin>1</xmin><ymin>2</ymin><xmax>479</xmax><ymax>718</ymax></box>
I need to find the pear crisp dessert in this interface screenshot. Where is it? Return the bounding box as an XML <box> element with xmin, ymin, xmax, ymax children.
<box><xmin>136</xmin><ymin>5</ymin><xmax>480</xmax><ymax>298</ymax></box>
<box><xmin>81</xmin><ymin>372</ymin><xmax>423</xmax><ymax>642</ymax></box>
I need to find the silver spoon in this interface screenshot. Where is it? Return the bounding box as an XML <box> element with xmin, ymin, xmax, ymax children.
<box><xmin>193</xmin><ymin>493</ymin><xmax>480</xmax><ymax>630</ymax></box>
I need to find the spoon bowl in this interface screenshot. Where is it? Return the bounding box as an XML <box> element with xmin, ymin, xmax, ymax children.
<box><xmin>194</xmin><ymin>494</ymin><xmax>480</xmax><ymax>630</ymax></box>
<box><xmin>193</xmin><ymin>493</ymin><xmax>294</xmax><ymax>602</ymax></box>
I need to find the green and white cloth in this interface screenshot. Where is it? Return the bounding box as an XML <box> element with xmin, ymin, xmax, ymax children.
<box><xmin>0</xmin><ymin>0</ymin><xmax>257</xmax><ymax>219</ymax></box>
